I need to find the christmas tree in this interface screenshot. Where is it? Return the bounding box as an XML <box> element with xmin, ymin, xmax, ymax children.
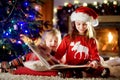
<box><xmin>0</xmin><ymin>0</ymin><xmax>48</xmax><ymax>62</ymax></box>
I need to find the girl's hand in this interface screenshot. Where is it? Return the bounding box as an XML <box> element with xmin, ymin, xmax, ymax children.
<box><xmin>88</xmin><ymin>60</ymin><xmax>99</xmax><ymax>69</ymax></box>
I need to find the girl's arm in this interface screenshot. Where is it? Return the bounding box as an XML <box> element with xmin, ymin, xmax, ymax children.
<box><xmin>88</xmin><ymin>38</ymin><xmax>100</xmax><ymax>68</ymax></box>
<box><xmin>54</xmin><ymin>36</ymin><xmax>68</xmax><ymax>60</ymax></box>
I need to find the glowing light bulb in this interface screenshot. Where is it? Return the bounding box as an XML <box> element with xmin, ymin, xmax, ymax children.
<box><xmin>104</xmin><ymin>0</ymin><xmax>108</xmax><ymax>4</ymax></box>
<box><xmin>93</xmin><ymin>1</ymin><xmax>97</xmax><ymax>6</ymax></box>
<box><xmin>83</xmin><ymin>3</ymin><xmax>88</xmax><ymax>7</ymax></box>
<box><xmin>74</xmin><ymin>0</ymin><xmax>79</xmax><ymax>4</ymax></box>
<box><xmin>6</xmin><ymin>32</ymin><xmax>9</xmax><ymax>36</ymax></box>
<box><xmin>25</xmin><ymin>30</ymin><xmax>28</xmax><ymax>33</ymax></box>
<box><xmin>54</xmin><ymin>7</ymin><xmax>57</xmax><ymax>13</ymax></box>
<box><xmin>113</xmin><ymin>1</ymin><xmax>117</xmax><ymax>5</ymax></box>
<box><xmin>3</xmin><ymin>45</ymin><xmax>5</xmax><ymax>49</ymax></box>
<box><xmin>34</xmin><ymin>5</ymin><xmax>39</xmax><ymax>11</ymax></box>
<box><xmin>64</xmin><ymin>2</ymin><xmax>68</xmax><ymax>6</ymax></box>
<box><xmin>52</xmin><ymin>18</ymin><xmax>56</xmax><ymax>25</ymax></box>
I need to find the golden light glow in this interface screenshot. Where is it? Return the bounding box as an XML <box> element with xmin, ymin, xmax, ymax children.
<box><xmin>83</xmin><ymin>3</ymin><xmax>88</xmax><ymax>7</ymax></box>
<box><xmin>74</xmin><ymin>0</ymin><xmax>79</xmax><ymax>4</ymax></box>
<box><xmin>64</xmin><ymin>2</ymin><xmax>68</xmax><ymax>6</ymax></box>
<box><xmin>3</xmin><ymin>45</ymin><xmax>5</xmax><ymax>49</ymax></box>
<box><xmin>104</xmin><ymin>0</ymin><xmax>108</xmax><ymax>4</ymax></box>
<box><xmin>52</xmin><ymin>18</ymin><xmax>56</xmax><ymax>25</ymax></box>
<box><xmin>108</xmin><ymin>32</ymin><xmax>113</xmax><ymax>43</ymax></box>
<box><xmin>102</xmin><ymin>44</ymin><xmax>107</xmax><ymax>51</ymax></box>
<box><xmin>54</xmin><ymin>7</ymin><xmax>57</xmax><ymax>13</ymax></box>
<box><xmin>93</xmin><ymin>1</ymin><xmax>97</xmax><ymax>6</ymax></box>
<box><xmin>113</xmin><ymin>1</ymin><xmax>117</xmax><ymax>5</ymax></box>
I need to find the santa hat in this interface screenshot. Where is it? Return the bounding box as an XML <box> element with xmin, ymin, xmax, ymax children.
<box><xmin>70</xmin><ymin>6</ymin><xmax>99</xmax><ymax>27</ymax></box>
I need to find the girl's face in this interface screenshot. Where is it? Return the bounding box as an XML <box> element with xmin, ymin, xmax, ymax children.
<box><xmin>45</xmin><ymin>35</ymin><xmax>58</xmax><ymax>51</ymax></box>
<box><xmin>75</xmin><ymin>21</ymin><xmax>87</xmax><ymax>35</ymax></box>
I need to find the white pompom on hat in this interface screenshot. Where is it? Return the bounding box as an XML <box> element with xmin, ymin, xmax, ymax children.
<box><xmin>70</xmin><ymin>6</ymin><xmax>99</xmax><ymax>27</ymax></box>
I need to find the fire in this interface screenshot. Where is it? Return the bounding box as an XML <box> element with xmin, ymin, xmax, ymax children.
<box><xmin>108</xmin><ymin>32</ymin><xmax>113</xmax><ymax>43</ymax></box>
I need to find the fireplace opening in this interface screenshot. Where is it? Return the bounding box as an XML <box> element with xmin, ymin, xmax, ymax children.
<box><xmin>95</xmin><ymin>23</ymin><xmax>120</xmax><ymax>57</ymax></box>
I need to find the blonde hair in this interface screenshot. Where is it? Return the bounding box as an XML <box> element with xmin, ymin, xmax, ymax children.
<box><xmin>86</xmin><ymin>22</ymin><xmax>96</xmax><ymax>38</ymax></box>
<box><xmin>42</xmin><ymin>28</ymin><xmax>61</xmax><ymax>45</ymax></box>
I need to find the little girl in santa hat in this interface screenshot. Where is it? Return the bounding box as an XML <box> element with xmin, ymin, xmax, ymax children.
<box><xmin>54</xmin><ymin>6</ymin><xmax>110</xmax><ymax>78</ymax></box>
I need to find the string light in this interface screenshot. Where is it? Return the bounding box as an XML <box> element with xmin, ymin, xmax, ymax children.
<box><xmin>9</xmin><ymin>29</ymin><xmax>12</xmax><ymax>32</ymax></box>
<box><xmin>54</xmin><ymin>7</ymin><xmax>57</xmax><ymax>13</ymax></box>
<box><xmin>104</xmin><ymin>0</ymin><xmax>108</xmax><ymax>4</ymax></box>
<box><xmin>113</xmin><ymin>1</ymin><xmax>117</xmax><ymax>5</ymax></box>
<box><xmin>64</xmin><ymin>2</ymin><xmax>68</xmax><ymax>6</ymax></box>
<box><xmin>5</xmin><ymin>32</ymin><xmax>9</xmax><ymax>36</ymax></box>
<box><xmin>58</xmin><ymin>1</ymin><xmax>120</xmax><ymax>16</ymax></box>
<box><xmin>83</xmin><ymin>2</ymin><xmax>88</xmax><ymax>7</ymax></box>
<box><xmin>25</xmin><ymin>30</ymin><xmax>28</xmax><ymax>33</ymax></box>
<box><xmin>34</xmin><ymin>5</ymin><xmax>40</xmax><ymax>11</ymax></box>
<box><xmin>17</xmin><ymin>40</ymin><xmax>22</xmax><ymax>44</ymax></box>
<box><xmin>74</xmin><ymin>0</ymin><xmax>79</xmax><ymax>4</ymax></box>
<box><xmin>24</xmin><ymin>1</ymin><xmax>29</xmax><ymax>7</ymax></box>
<box><xmin>93</xmin><ymin>1</ymin><xmax>98</xmax><ymax>6</ymax></box>
<box><xmin>52</xmin><ymin>18</ymin><xmax>56</xmax><ymax>25</ymax></box>
<box><xmin>3</xmin><ymin>45</ymin><xmax>5</xmax><ymax>49</ymax></box>
<box><xmin>13</xmin><ymin>24</ymin><xmax>18</xmax><ymax>30</ymax></box>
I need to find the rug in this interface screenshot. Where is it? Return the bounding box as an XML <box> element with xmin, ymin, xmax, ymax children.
<box><xmin>0</xmin><ymin>73</ymin><xmax>119</xmax><ymax>80</ymax></box>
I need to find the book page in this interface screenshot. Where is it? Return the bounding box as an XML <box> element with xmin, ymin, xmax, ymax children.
<box><xmin>27</xmin><ymin>43</ymin><xmax>90</xmax><ymax>71</ymax></box>
<box><xmin>49</xmin><ymin>64</ymin><xmax>90</xmax><ymax>70</ymax></box>
<box><xmin>27</xmin><ymin>43</ymin><xmax>51</xmax><ymax>69</ymax></box>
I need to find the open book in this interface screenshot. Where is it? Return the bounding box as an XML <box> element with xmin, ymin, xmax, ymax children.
<box><xmin>27</xmin><ymin>43</ymin><xmax>89</xmax><ymax>71</ymax></box>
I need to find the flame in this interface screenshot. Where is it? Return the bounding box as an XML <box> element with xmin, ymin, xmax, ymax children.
<box><xmin>108</xmin><ymin>32</ymin><xmax>113</xmax><ymax>43</ymax></box>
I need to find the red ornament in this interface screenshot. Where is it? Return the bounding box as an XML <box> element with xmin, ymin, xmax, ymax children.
<box><xmin>57</xmin><ymin>6</ymin><xmax>63</xmax><ymax>10</ymax></box>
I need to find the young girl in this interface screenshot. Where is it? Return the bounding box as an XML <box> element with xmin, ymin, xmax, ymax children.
<box><xmin>17</xmin><ymin>28</ymin><xmax>62</xmax><ymax>71</ymax></box>
<box><xmin>18</xmin><ymin>28</ymin><xmax>61</xmax><ymax>62</ymax></box>
<box><xmin>54</xmin><ymin>6</ymin><xmax>110</xmax><ymax>78</ymax></box>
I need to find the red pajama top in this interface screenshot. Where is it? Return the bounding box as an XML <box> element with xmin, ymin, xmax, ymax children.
<box><xmin>55</xmin><ymin>35</ymin><xmax>100</xmax><ymax>65</ymax></box>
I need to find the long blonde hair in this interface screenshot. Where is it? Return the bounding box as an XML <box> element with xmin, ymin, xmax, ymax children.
<box><xmin>86</xmin><ymin>22</ymin><xmax>96</xmax><ymax>38</ymax></box>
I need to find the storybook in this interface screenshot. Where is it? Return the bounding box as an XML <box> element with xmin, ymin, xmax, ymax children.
<box><xmin>27</xmin><ymin>43</ymin><xmax>90</xmax><ymax>71</ymax></box>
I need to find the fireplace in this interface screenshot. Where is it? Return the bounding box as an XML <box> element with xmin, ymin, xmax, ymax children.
<box><xmin>95</xmin><ymin>16</ymin><xmax>120</xmax><ymax>57</ymax></box>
